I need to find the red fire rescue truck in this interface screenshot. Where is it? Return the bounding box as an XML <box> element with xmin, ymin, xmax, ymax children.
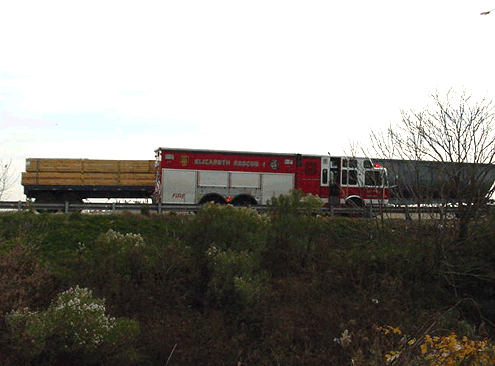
<box><xmin>154</xmin><ymin>147</ymin><xmax>389</xmax><ymax>207</ymax></box>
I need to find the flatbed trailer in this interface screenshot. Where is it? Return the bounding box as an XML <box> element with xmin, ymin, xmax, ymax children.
<box><xmin>22</xmin><ymin>158</ymin><xmax>156</xmax><ymax>202</ymax></box>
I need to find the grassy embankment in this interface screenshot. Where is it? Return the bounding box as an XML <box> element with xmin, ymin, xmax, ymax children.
<box><xmin>1</xmin><ymin>192</ymin><xmax>495</xmax><ymax>365</ymax></box>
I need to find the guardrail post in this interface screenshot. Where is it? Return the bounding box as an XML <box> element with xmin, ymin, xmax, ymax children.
<box><xmin>112</xmin><ymin>203</ymin><xmax>116</xmax><ymax>213</ymax></box>
<box><xmin>158</xmin><ymin>202</ymin><xmax>162</xmax><ymax>214</ymax></box>
<box><xmin>18</xmin><ymin>201</ymin><xmax>22</xmax><ymax>210</ymax></box>
<box><xmin>65</xmin><ymin>201</ymin><xmax>69</xmax><ymax>213</ymax></box>
<box><xmin>405</xmin><ymin>206</ymin><xmax>412</xmax><ymax>221</ymax></box>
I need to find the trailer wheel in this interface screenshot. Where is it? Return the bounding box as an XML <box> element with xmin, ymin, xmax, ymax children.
<box><xmin>33</xmin><ymin>193</ymin><xmax>57</xmax><ymax>213</ymax></box>
<box><xmin>35</xmin><ymin>192</ymin><xmax>54</xmax><ymax>203</ymax></box>
<box><xmin>34</xmin><ymin>192</ymin><xmax>83</xmax><ymax>212</ymax></box>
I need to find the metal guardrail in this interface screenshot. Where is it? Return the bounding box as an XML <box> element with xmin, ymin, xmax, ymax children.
<box><xmin>0</xmin><ymin>201</ymin><xmax>473</xmax><ymax>217</ymax></box>
<box><xmin>0</xmin><ymin>201</ymin><xmax>199</xmax><ymax>214</ymax></box>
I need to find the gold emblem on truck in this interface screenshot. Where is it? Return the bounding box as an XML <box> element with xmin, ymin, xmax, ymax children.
<box><xmin>180</xmin><ymin>155</ymin><xmax>189</xmax><ymax>167</ymax></box>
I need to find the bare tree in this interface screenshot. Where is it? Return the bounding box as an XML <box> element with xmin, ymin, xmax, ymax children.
<box><xmin>371</xmin><ymin>89</ymin><xmax>495</xmax><ymax>238</ymax></box>
<box><xmin>0</xmin><ymin>160</ymin><xmax>15</xmax><ymax>200</ymax></box>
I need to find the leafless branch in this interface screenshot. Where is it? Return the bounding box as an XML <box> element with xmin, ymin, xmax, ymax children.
<box><xmin>0</xmin><ymin>160</ymin><xmax>15</xmax><ymax>200</ymax></box>
<box><xmin>370</xmin><ymin>88</ymin><xmax>495</xmax><ymax>237</ymax></box>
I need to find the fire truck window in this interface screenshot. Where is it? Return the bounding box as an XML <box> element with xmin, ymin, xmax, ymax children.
<box><xmin>305</xmin><ymin>162</ymin><xmax>317</xmax><ymax>175</ymax></box>
<box><xmin>364</xmin><ymin>160</ymin><xmax>372</xmax><ymax>169</ymax></box>
<box><xmin>374</xmin><ymin>171</ymin><xmax>382</xmax><ymax>186</ymax></box>
<box><xmin>365</xmin><ymin>171</ymin><xmax>373</xmax><ymax>186</ymax></box>
<box><xmin>349</xmin><ymin>159</ymin><xmax>357</xmax><ymax>168</ymax></box>
<box><xmin>322</xmin><ymin>169</ymin><xmax>328</xmax><ymax>184</ymax></box>
<box><xmin>365</xmin><ymin>171</ymin><xmax>382</xmax><ymax>186</ymax></box>
<box><xmin>331</xmin><ymin>169</ymin><xmax>338</xmax><ymax>184</ymax></box>
<box><xmin>348</xmin><ymin>170</ymin><xmax>357</xmax><ymax>185</ymax></box>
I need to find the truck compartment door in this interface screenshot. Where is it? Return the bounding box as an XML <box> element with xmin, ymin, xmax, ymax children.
<box><xmin>261</xmin><ymin>173</ymin><xmax>294</xmax><ymax>204</ymax></box>
<box><xmin>198</xmin><ymin>171</ymin><xmax>228</xmax><ymax>187</ymax></box>
<box><xmin>162</xmin><ymin>169</ymin><xmax>196</xmax><ymax>204</ymax></box>
<box><xmin>231</xmin><ymin>172</ymin><xmax>260</xmax><ymax>188</ymax></box>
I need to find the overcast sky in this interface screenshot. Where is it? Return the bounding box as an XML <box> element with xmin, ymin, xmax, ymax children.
<box><xmin>2</xmin><ymin>0</ymin><xmax>495</xmax><ymax>200</ymax></box>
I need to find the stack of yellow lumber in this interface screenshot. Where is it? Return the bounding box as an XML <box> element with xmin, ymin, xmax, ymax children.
<box><xmin>22</xmin><ymin>159</ymin><xmax>156</xmax><ymax>186</ymax></box>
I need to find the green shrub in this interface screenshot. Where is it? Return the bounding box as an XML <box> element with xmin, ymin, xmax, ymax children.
<box><xmin>68</xmin><ymin>227</ymin><xmax>195</xmax><ymax>319</ymax></box>
<box><xmin>184</xmin><ymin>204</ymin><xmax>269</xmax><ymax>309</ymax></box>
<box><xmin>75</xmin><ymin>229</ymin><xmax>151</xmax><ymax>314</ymax></box>
<box><xmin>267</xmin><ymin>189</ymin><xmax>322</xmax><ymax>217</ymax></box>
<box><xmin>207</xmin><ymin>248</ymin><xmax>270</xmax><ymax>310</ymax></box>
<box><xmin>0</xmin><ymin>212</ymin><xmax>51</xmax><ymax>250</ymax></box>
<box><xmin>186</xmin><ymin>203</ymin><xmax>269</xmax><ymax>254</ymax></box>
<box><xmin>265</xmin><ymin>190</ymin><xmax>326</xmax><ymax>276</ymax></box>
<box><xmin>0</xmin><ymin>241</ymin><xmax>57</xmax><ymax>365</ymax></box>
<box><xmin>7</xmin><ymin>285</ymin><xmax>139</xmax><ymax>365</ymax></box>
<box><xmin>140</xmin><ymin>204</ymin><xmax>151</xmax><ymax>216</ymax></box>
<box><xmin>0</xmin><ymin>242</ymin><xmax>55</xmax><ymax>317</ymax></box>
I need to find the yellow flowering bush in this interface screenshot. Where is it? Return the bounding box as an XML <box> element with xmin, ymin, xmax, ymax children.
<box><xmin>420</xmin><ymin>333</ymin><xmax>495</xmax><ymax>366</ymax></box>
<box><xmin>376</xmin><ymin>325</ymin><xmax>495</xmax><ymax>366</ymax></box>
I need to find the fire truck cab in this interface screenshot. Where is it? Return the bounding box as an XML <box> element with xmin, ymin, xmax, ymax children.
<box><xmin>154</xmin><ymin>148</ymin><xmax>389</xmax><ymax>206</ymax></box>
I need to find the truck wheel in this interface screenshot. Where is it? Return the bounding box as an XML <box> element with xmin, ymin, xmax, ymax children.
<box><xmin>346</xmin><ymin>196</ymin><xmax>364</xmax><ymax>207</ymax></box>
<box><xmin>199</xmin><ymin>194</ymin><xmax>226</xmax><ymax>205</ymax></box>
<box><xmin>231</xmin><ymin>195</ymin><xmax>257</xmax><ymax>207</ymax></box>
